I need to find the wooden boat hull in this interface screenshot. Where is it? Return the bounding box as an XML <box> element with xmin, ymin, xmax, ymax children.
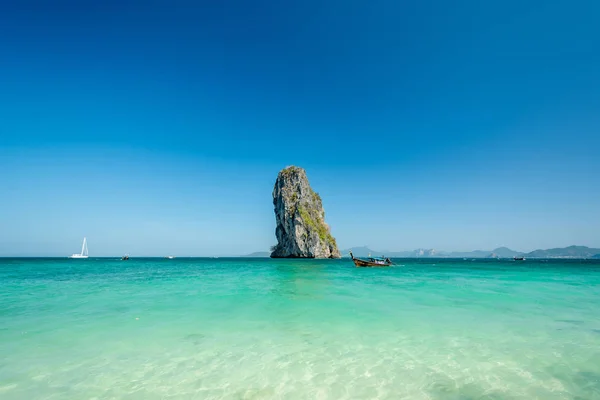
<box><xmin>349</xmin><ymin>251</ymin><xmax>393</xmax><ymax>267</ymax></box>
<box><xmin>352</xmin><ymin>258</ymin><xmax>392</xmax><ymax>267</ymax></box>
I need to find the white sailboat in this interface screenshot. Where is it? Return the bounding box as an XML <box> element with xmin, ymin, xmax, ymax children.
<box><xmin>69</xmin><ymin>237</ymin><xmax>89</xmax><ymax>259</ymax></box>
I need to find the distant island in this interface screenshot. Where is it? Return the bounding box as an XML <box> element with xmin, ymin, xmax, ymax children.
<box><xmin>243</xmin><ymin>252</ymin><xmax>271</xmax><ymax>258</ymax></box>
<box><xmin>341</xmin><ymin>245</ymin><xmax>600</xmax><ymax>259</ymax></box>
<box><xmin>525</xmin><ymin>246</ymin><xmax>600</xmax><ymax>259</ymax></box>
<box><xmin>241</xmin><ymin>245</ymin><xmax>600</xmax><ymax>259</ymax></box>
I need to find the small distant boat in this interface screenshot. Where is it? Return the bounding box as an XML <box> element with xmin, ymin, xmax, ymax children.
<box><xmin>121</xmin><ymin>254</ymin><xmax>129</xmax><ymax>260</ymax></box>
<box><xmin>69</xmin><ymin>237</ymin><xmax>89</xmax><ymax>259</ymax></box>
<box><xmin>349</xmin><ymin>251</ymin><xmax>392</xmax><ymax>267</ymax></box>
<box><xmin>514</xmin><ymin>256</ymin><xmax>525</xmax><ymax>261</ymax></box>
<box><xmin>166</xmin><ymin>255</ymin><xmax>175</xmax><ymax>259</ymax></box>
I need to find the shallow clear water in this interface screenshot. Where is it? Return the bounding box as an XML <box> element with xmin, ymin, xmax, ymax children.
<box><xmin>1</xmin><ymin>258</ymin><xmax>600</xmax><ymax>399</ymax></box>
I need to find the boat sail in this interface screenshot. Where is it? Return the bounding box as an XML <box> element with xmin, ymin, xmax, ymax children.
<box><xmin>69</xmin><ymin>237</ymin><xmax>89</xmax><ymax>259</ymax></box>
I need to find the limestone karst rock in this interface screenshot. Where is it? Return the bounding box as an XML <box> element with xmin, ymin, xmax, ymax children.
<box><xmin>270</xmin><ymin>166</ymin><xmax>341</xmax><ymax>258</ymax></box>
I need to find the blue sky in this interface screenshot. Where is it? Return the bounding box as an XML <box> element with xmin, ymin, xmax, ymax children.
<box><xmin>1</xmin><ymin>0</ymin><xmax>599</xmax><ymax>256</ymax></box>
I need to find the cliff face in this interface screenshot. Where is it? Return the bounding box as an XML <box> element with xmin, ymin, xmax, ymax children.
<box><xmin>270</xmin><ymin>166</ymin><xmax>341</xmax><ymax>258</ymax></box>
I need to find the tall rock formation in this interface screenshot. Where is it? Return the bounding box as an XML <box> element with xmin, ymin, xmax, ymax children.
<box><xmin>270</xmin><ymin>166</ymin><xmax>341</xmax><ymax>258</ymax></box>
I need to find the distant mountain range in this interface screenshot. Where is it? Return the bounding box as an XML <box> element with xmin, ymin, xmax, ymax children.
<box><xmin>340</xmin><ymin>246</ymin><xmax>519</xmax><ymax>258</ymax></box>
<box><xmin>525</xmin><ymin>246</ymin><xmax>600</xmax><ymax>259</ymax></box>
<box><xmin>243</xmin><ymin>251</ymin><xmax>271</xmax><ymax>257</ymax></box>
<box><xmin>340</xmin><ymin>245</ymin><xmax>600</xmax><ymax>259</ymax></box>
<box><xmin>242</xmin><ymin>245</ymin><xmax>600</xmax><ymax>259</ymax></box>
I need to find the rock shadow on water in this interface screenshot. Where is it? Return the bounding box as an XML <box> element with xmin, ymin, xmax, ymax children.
<box><xmin>269</xmin><ymin>264</ymin><xmax>330</xmax><ymax>300</ymax></box>
<box><xmin>183</xmin><ymin>333</ymin><xmax>206</xmax><ymax>345</ymax></box>
<box><xmin>557</xmin><ymin>319</ymin><xmax>585</xmax><ymax>326</ymax></box>
<box><xmin>232</xmin><ymin>386</ymin><xmax>277</xmax><ymax>399</ymax></box>
<box><xmin>426</xmin><ymin>375</ymin><xmax>514</xmax><ymax>400</ymax></box>
<box><xmin>570</xmin><ymin>371</ymin><xmax>600</xmax><ymax>399</ymax></box>
<box><xmin>546</xmin><ymin>364</ymin><xmax>600</xmax><ymax>399</ymax></box>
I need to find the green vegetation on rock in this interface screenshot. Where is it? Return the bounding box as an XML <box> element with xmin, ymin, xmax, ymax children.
<box><xmin>281</xmin><ymin>166</ymin><xmax>302</xmax><ymax>177</ymax></box>
<box><xmin>297</xmin><ymin>205</ymin><xmax>336</xmax><ymax>247</ymax></box>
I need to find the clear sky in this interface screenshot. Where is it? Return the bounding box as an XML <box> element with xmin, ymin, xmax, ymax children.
<box><xmin>1</xmin><ymin>0</ymin><xmax>599</xmax><ymax>256</ymax></box>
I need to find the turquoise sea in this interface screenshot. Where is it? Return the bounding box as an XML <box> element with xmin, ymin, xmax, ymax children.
<box><xmin>1</xmin><ymin>258</ymin><xmax>600</xmax><ymax>399</ymax></box>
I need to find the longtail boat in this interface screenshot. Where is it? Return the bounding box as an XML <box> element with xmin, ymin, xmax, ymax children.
<box><xmin>349</xmin><ymin>251</ymin><xmax>393</xmax><ymax>267</ymax></box>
